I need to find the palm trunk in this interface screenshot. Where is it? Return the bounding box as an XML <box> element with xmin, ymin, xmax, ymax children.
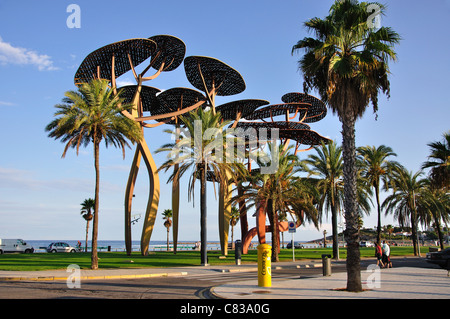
<box><xmin>166</xmin><ymin>227</ymin><xmax>170</xmax><ymax>251</ymax></box>
<box><xmin>411</xmin><ymin>211</ymin><xmax>419</xmax><ymax>256</ymax></box>
<box><xmin>200</xmin><ymin>162</ymin><xmax>208</xmax><ymax>265</ymax></box>
<box><xmin>91</xmin><ymin>141</ymin><xmax>100</xmax><ymax>270</ymax></box>
<box><xmin>268</xmin><ymin>199</ymin><xmax>279</xmax><ymax>262</ymax></box>
<box><xmin>375</xmin><ymin>183</ymin><xmax>382</xmax><ymax>245</ymax></box>
<box><xmin>342</xmin><ymin>111</ymin><xmax>362</xmax><ymax>292</ymax></box>
<box><xmin>331</xmin><ymin>203</ymin><xmax>338</xmax><ymax>259</ymax></box>
<box><xmin>231</xmin><ymin>225</ymin><xmax>234</xmax><ymax>249</ymax></box>
<box><xmin>411</xmin><ymin>192</ymin><xmax>420</xmax><ymax>256</ymax></box>
<box><xmin>85</xmin><ymin>220</ymin><xmax>90</xmax><ymax>253</ymax></box>
<box><xmin>238</xmin><ymin>186</ymin><xmax>248</xmax><ymax>242</ymax></box>
<box><xmin>434</xmin><ymin>218</ymin><xmax>445</xmax><ymax>250</ymax></box>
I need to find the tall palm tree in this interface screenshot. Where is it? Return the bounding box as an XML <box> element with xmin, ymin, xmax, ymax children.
<box><xmin>292</xmin><ymin>0</ymin><xmax>400</xmax><ymax>291</ymax></box>
<box><xmin>357</xmin><ymin>145</ymin><xmax>400</xmax><ymax>244</ymax></box>
<box><xmin>230</xmin><ymin>206</ymin><xmax>240</xmax><ymax>249</ymax></box>
<box><xmin>157</xmin><ymin>107</ymin><xmax>240</xmax><ymax>265</ymax></box>
<box><xmin>382</xmin><ymin>166</ymin><xmax>427</xmax><ymax>256</ymax></box>
<box><xmin>422</xmin><ymin>131</ymin><xmax>450</xmax><ymax>190</ymax></box>
<box><xmin>303</xmin><ymin>141</ymin><xmax>344</xmax><ymax>259</ymax></box>
<box><xmin>162</xmin><ymin>209</ymin><xmax>173</xmax><ymax>251</ymax></box>
<box><xmin>46</xmin><ymin>79</ymin><xmax>142</xmax><ymax>269</ymax></box>
<box><xmin>80</xmin><ymin>198</ymin><xmax>95</xmax><ymax>253</ymax></box>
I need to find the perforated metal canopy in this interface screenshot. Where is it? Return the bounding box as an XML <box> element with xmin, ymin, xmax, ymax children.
<box><xmin>148</xmin><ymin>35</ymin><xmax>186</xmax><ymax>72</ymax></box>
<box><xmin>234</xmin><ymin>121</ymin><xmax>329</xmax><ymax>146</ymax></box>
<box><xmin>216</xmin><ymin>99</ymin><xmax>270</xmax><ymax>121</ymax></box>
<box><xmin>235</xmin><ymin>121</ymin><xmax>310</xmax><ymax>131</ymax></box>
<box><xmin>117</xmin><ymin>85</ymin><xmax>160</xmax><ymax>112</ymax></box>
<box><xmin>74</xmin><ymin>38</ymin><xmax>156</xmax><ymax>85</ymax></box>
<box><xmin>278</xmin><ymin>129</ymin><xmax>330</xmax><ymax>145</ymax></box>
<box><xmin>184</xmin><ymin>56</ymin><xmax>246</xmax><ymax>96</ymax></box>
<box><xmin>245</xmin><ymin>103</ymin><xmax>311</xmax><ymax>122</ymax></box>
<box><xmin>281</xmin><ymin>92</ymin><xmax>327</xmax><ymax>123</ymax></box>
<box><xmin>152</xmin><ymin>87</ymin><xmax>206</xmax><ymax>124</ymax></box>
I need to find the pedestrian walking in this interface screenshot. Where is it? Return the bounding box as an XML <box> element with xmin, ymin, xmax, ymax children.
<box><xmin>382</xmin><ymin>241</ymin><xmax>392</xmax><ymax>268</ymax></box>
<box><xmin>375</xmin><ymin>242</ymin><xmax>384</xmax><ymax>268</ymax></box>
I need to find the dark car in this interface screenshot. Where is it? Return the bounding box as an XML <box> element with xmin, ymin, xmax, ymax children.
<box><xmin>286</xmin><ymin>242</ymin><xmax>303</xmax><ymax>249</ymax></box>
<box><xmin>426</xmin><ymin>248</ymin><xmax>450</xmax><ymax>269</ymax></box>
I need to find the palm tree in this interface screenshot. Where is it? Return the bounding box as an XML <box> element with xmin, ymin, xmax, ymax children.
<box><xmin>157</xmin><ymin>107</ymin><xmax>239</xmax><ymax>265</ymax></box>
<box><xmin>302</xmin><ymin>141</ymin><xmax>344</xmax><ymax>259</ymax></box>
<box><xmin>80</xmin><ymin>198</ymin><xmax>95</xmax><ymax>252</ymax></box>
<box><xmin>162</xmin><ymin>209</ymin><xmax>173</xmax><ymax>251</ymax></box>
<box><xmin>232</xmin><ymin>144</ymin><xmax>318</xmax><ymax>262</ymax></box>
<box><xmin>230</xmin><ymin>206</ymin><xmax>240</xmax><ymax>249</ymax></box>
<box><xmin>357</xmin><ymin>145</ymin><xmax>400</xmax><ymax>245</ymax></box>
<box><xmin>416</xmin><ymin>181</ymin><xmax>450</xmax><ymax>250</ymax></box>
<box><xmin>385</xmin><ymin>224</ymin><xmax>394</xmax><ymax>240</ymax></box>
<box><xmin>292</xmin><ymin>0</ymin><xmax>400</xmax><ymax>291</ymax></box>
<box><xmin>46</xmin><ymin>79</ymin><xmax>142</xmax><ymax>269</ymax></box>
<box><xmin>422</xmin><ymin>131</ymin><xmax>450</xmax><ymax>190</ymax></box>
<box><xmin>278</xmin><ymin>212</ymin><xmax>288</xmax><ymax>248</ymax></box>
<box><xmin>382</xmin><ymin>166</ymin><xmax>427</xmax><ymax>256</ymax></box>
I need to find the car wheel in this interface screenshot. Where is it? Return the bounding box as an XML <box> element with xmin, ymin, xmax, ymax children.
<box><xmin>25</xmin><ymin>249</ymin><xmax>32</xmax><ymax>254</ymax></box>
<box><xmin>51</xmin><ymin>249</ymin><xmax>57</xmax><ymax>253</ymax></box>
<box><xmin>70</xmin><ymin>249</ymin><xmax>76</xmax><ymax>253</ymax></box>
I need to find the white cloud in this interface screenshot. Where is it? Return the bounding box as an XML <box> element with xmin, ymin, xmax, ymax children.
<box><xmin>0</xmin><ymin>101</ymin><xmax>15</xmax><ymax>106</ymax></box>
<box><xmin>116</xmin><ymin>78</ymin><xmax>136</xmax><ymax>87</ymax></box>
<box><xmin>0</xmin><ymin>36</ymin><xmax>58</xmax><ymax>71</ymax></box>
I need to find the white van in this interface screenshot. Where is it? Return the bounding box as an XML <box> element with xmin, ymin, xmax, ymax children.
<box><xmin>0</xmin><ymin>239</ymin><xmax>34</xmax><ymax>254</ymax></box>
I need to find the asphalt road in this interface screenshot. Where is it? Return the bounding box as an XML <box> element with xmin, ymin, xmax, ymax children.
<box><xmin>0</xmin><ymin>257</ymin><xmax>431</xmax><ymax>300</ymax></box>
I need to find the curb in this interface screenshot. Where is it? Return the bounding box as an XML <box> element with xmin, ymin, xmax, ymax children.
<box><xmin>0</xmin><ymin>261</ymin><xmax>327</xmax><ymax>282</ymax></box>
<box><xmin>0</xmin><ymin>271</ymin><xmax>189</xmax><ymax>282</ymax></box>
<box><xmin>219</xmin><ymin>263</ymin><xmax>322</xmax><ymax>273</ymax></box>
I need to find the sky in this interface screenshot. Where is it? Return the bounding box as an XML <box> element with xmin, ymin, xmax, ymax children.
<box><xmin>0</xmin><ymin>0</ymin><xmax>449</xmax><ymax>243</ymax></box>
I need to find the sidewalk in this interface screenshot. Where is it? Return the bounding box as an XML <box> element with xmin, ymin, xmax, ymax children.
<box><xmin>212</xmin><ymin>266</ymin><xmax>450</xmax><ymax>299</ymax></box>
<box><xmin>0</xmin><ymin>259</ymin><xmax>448</xmax><ymax>299</ymax></box>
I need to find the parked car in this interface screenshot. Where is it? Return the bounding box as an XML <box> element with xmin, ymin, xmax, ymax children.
<box><xmin>287</xmin><ymin>242</ymin><xmax>304</xmax><ymax>249</ymax></box>
<box><xmin>46</xmin><ymin>242</ymin><xmax>77</xmax><ymax>253</ymax></box>
<box><xmin>0</xmin><ymin>239</ymin><xmax>34</xmax><ymax>254</ymax></box>
<box><xmin>359</xmin><ymin>241</ymin><xmax>374</xmax><ymax>247</ymax></box>
<box><xmin>426</xmin><ymin>248</ymin><xmax>450</xmax><ymax>269</ymax></box>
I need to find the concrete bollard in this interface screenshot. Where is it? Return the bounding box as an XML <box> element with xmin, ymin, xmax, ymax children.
<box><xmin>235</xmin><ymin>240</ymin><xmax>242</xmax><ymax>265</ymax></box>
<box><xmin>322</xmin><ymin>254</ymin><xmax>332</xmax><ymax>276</ymax></box>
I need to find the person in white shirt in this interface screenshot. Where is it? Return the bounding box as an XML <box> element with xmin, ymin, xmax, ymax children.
<box><xmin>382</xmin><ymin>241</ymin><xmax>392</xmax><ymax>268</ymax></box>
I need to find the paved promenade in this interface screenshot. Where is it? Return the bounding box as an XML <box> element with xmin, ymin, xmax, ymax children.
<box><xmin>0</xmin><ymin>258</ymin><xmax>448</xmax><ymax>299</ymax></box>
<box><xmin>212</xmin><ymin>266</ymin><xmax>450</xmax><ymax>299</ymax></box>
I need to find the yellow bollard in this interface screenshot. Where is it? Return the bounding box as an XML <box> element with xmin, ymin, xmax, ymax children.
<box><xmin>257</xmin><ymin>244</ymin><xmax>272</xmax><ymax>287</ymax></box>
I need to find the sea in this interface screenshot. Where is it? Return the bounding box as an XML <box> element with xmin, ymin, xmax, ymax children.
<box><xmin>27</xmin><ymin>240</ymin><xmax>214</xmax><ymax>253</ymax></box>
<box><xmin>26</xmin><ymin>239</ymin><xmax>328</xmax><ymax>253</ymax></box>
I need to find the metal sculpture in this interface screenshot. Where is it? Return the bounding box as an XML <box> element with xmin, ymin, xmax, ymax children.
<box><xmin>233</xmin><ymin>93</ymin><xmax>330</xmax><ymax>254</ymax></box>
<box><xmin>74</xmin><ymin>34</ymin><xmax>330</xmax><ymax>257</ymax></box>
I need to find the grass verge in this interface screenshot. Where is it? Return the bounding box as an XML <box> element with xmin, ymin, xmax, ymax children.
<box><xmin>0</xmin><ymin>246</ymin><xmax>428</xmax><ymax>271</ymax></box>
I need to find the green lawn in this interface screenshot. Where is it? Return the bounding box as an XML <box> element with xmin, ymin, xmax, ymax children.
<box><xmin>0</xmin><ymin>246</ymin><xmax>427</xmax><ymax>271</ymax></box>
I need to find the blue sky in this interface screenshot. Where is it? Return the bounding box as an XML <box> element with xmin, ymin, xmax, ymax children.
<box><xmin>0</xmin><ymin>0</ymin><xmax>449</xmax><ymax>242</ymax></box>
